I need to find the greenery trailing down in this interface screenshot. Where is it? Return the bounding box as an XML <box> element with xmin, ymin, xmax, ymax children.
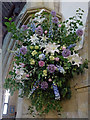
<box><xmin>4</xmin><ymin>8</ymin><xmax>88</xmax><ymax>116</ymax></box>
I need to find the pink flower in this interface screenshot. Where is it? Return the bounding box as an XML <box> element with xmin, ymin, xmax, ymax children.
<box><xmin>38</xmin><ymin>61</ymin><xmax>45</xmax><ymax>67</ymax></box>
<box><xmin>55</xmin><ymin>57</ymin><xmax>59</xmax><ymax>61</ymax></box>
<box><xmin>62</xmin><ymin>46</ymin><xmax>66</xmax><ymax>50</ymax></box>
<box><xmin>15</xmin><ymin>70</ymin><xmax>18</xmax><ymax>74</ymax></box>
<box><xmin>45</xmin><ymin>30</ymin><xmax>48</xmax><ymax>34</ymax></box>
<box><xmin>48</xmin><ymin>78</ymin><xmax>52</xmax><ymax>82</ymax></box>
<box><xmin>58</xmin><ymin>24</ymin><xmax>61</xmax><ymax>27</ymax></box>
<box><xmin>20</xmin><ymin>63</ymin><xmax>25</xmax><ymax>67</ymax></box>
<box><xmin>26</xmin><ymin>74</ymin><xmax>29</xmax><ymax>77</ymax></box>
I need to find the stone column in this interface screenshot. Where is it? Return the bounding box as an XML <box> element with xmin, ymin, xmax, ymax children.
<box><xmin>0</xmin><ymin>49</ymin><xmax>2</xmax><ymax>119</ymax></box>
<box><xmin>88</xmin><ymin>1</ymin><xmax>90</xmax><ymax>119</ymax></box>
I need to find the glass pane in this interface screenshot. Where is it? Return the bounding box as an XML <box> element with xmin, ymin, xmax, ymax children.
<box><xmin>4</xmin><ymin>95</ymin><xmax>9</xmax><ymax>103</ymax></box>
<box><xmin>3</xmin><ymin>104</ymin><xmax>8</xmax><ymax>114</ymax></box>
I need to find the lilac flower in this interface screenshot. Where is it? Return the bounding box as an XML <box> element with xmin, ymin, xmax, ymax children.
<box><xmin>15</xmin><ymin>51</ymin><xmax>20</xmax><ymax>57</ymax></box>
<box><xmin>47</xmin><ymin>64</ymin><xmax>56</xmax><ymax>73</ymax></box>
<box><xmin>62</xmin><ymin>49</ymin><xmax>71</xmax><ymax>57</ymax></box>
<box><xmin>36</xmin><ymin>26</ymin><xmax>43</xmax><ymax>36</ymax></box>
<box><xmin>30</xmin><ymin>22</ymin><xmax>36</xmax><ymax>32</ymax></box>
<box><xmin>48</xmin><ymin>24</ymin><xmax>53</xmax><ymax>38</ymax></box>
<box><xmin>20</xmin><ymin>46</ymin><xmax>27</xmax><ymax>55</ymax></box>
<box><xmin>22</xmin><ymin>25</ymin><xmax>28</xmax><ymax>31</ymax></box>
<box><xmin>52</xmin><ymin>17</ymin><xmax>58</xmax><ymax>24</ymax></box>
<box><xmin>76</xmin><ymin>29</ymin><xmax>83</xmax><ymax>36</ymax></box>
<box><xmin>67</xmin><ymin>43</ymin><xmax>76</xmax><ymax>49</ymax></box>
<box><xmin>51</xmin><ymin>10</ymin><xmax>56</xmax><ymax>16</ymax></box>
<box><xmin>52</xmin><ymin>83</ymin><xmax>60</xmax><ymax>100</ymax></box>
<box><xmin>41</xmin><ymin>81</ymin><xmax>48</xmax><ymax>90</ymax></box>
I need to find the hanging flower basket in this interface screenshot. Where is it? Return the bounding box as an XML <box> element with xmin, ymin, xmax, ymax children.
<box><xmin>4</xmin><ymin>8</ymin><xmax>88</xmax><ymax>116</ymax></box>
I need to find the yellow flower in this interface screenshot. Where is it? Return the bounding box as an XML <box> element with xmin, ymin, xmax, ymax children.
<box><xmin>35</xmin><ymin>46</ymin><xmax>39</xmax><ymax>49</ymax></box>
<box><xmin>30</xmin><ymin>46</ymin><xmax>34</xmax><ymax>49</ymax></box>
<box><xmin>30</xmin><ymin>59</ymin><xmax>35</xmax><ymax>65</ymax></box>
<box><xmin>43</xmin><ymin>70</ymin><xmax>47</xmax><ymax>76</ymax></box>
<box><xmin>49</xmin><ymin>56</ymin><xmax>54</xmax><ymax>60</ymax></box>
<box><xmin>31</xmin><ymin>50</ymin><xmax>37</xmax><ymax>56</ymax></box>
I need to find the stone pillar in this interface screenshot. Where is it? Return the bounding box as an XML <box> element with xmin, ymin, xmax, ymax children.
<box><xmin>0</xmin><ymin>49</ymin><xmax>2</xmax><ymax>119</ymax></box>
<box><xmin>88</xmin><ymin>1</ymin><xmax>90</xmax><ymax>119</ymax></box>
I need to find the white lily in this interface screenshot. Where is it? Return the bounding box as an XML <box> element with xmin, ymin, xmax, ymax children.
<box><xmin>43</xmin><ymin>42</ymin><xmax>60</xmax><ymax>55</ymax></box>
<box><xmin>40</xmin><ymin>36</ymin><xmax>48</xmax><ymax>42</ymax></box>
<box><xmin>35</xmin><ymin>9</ymin><xmax>45</xmax><ymax>16</ymax></box>
<box><xmin>33</xmin><ymin>16</ymin><xmax>45</xmax><ymax>23</ymax></box>
<box><xmin>39</xmin><ymin>42</ymin><xmax>47</xmax><ymax>48</ymax></box>
<box><xmin>67</xmin><ymin>52</ymin><xmax>82</xmax><ymax>67</ymax></box>
<box><xmin>29</xmin><ymin>34</ymin><xmax>39</xmax><ymax>45</ymax></box>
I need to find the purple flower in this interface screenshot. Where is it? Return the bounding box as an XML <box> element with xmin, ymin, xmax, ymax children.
<box><xmin>51</xmin><ymin>10</ymin><xmax>56</xmax><ymax>16</ymax></box>
<box><xmin>20</xmin><ymin>46</ymin><xmax>27</xmax><ymax>55</ymax></box>
<box><xmin>52</xmin><ymin>17</ymin><xmax>58</xmax><ymax>24</ymax></box>
<box><xmin>22</xmin><ymin>25</ymin><xmax>28</xmax><ymax>31</ymax></box>
<box><xmin>47</xmin><ymin>64</ymin><xmax>56</xmax><ymax>73</ymax></box>
<box><xmin>62</xmin><ymin>49</ymin><xmax>71</xmax><ymax>57</ymax></box>
<box><xmin>41</xmin><ymin>81</ymin><xmax>48</xmax><ymax>90</ymax></box>
<box><xmin>36</xmin><ymin>26</ymin><xmax>43</xmax><ymax>36</ymax></box>
<box><xmin>76</xmin><ymin>29</ymin><xmax>83</xmax><ymax>36</ymax></box>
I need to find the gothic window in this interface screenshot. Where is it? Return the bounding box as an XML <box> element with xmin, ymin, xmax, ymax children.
<box><xmin>3</xmin><ymin>90</ymin><xmax>10</xmax><ymax>115</ymax></box>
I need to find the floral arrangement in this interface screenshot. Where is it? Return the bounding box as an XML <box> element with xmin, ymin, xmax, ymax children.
<box><xmin>4</xmin><ymin>8</ymin><xmax>88</xmax><ymax>116</ymax></box>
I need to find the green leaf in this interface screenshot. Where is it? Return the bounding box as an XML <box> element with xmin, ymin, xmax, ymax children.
<box><xmin>5</xmin><ymin>17</ymin><xmax>8</xmax><ymax>19</ymax></box>
<box><xmin>5</xmin><ymin>22</ymin><xmax>10</xmax><ymax>26</ymax></box>
<box><xmin>9</xmin><ymin>17</ymin><xmax>12</xmax><ymax>21</ymax></box>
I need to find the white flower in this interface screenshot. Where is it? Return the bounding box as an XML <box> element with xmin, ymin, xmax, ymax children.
<box><xmin>13</xmin><ymin>63</ymin><xmax>26</xmax><ymax>80</ymax></box>
<box><xmin>33</xmin><ymin>16</ymin><xmax>45</xmax><ymax>23</ymax></box>
<box><xmin>29</xmin><ymin>34</ymin><xmax>39</xmax><ymax>45</ymax></box>
<box><xmin>39</xmin><ymin>42</ymin><xmax>47</xmax><ymax>48</ymax></box>
<box><xmin>35</xmin><ymin>9</ymin><xmax>45</xmax><ymax>16</ymax></box>
<box><xmin>67</xmin><ymin>52</ymin><xmax>82</xmax><ymax>67</ymax></box>
<box><xmin>40</xmin><ymin>36</ymin><xmax>48</xmax><ymax>42</ymax></box>
<box><xmin>43</xmin><ymin>42</ymin><xmax>60</xmax><ymax>54</ymax></box>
